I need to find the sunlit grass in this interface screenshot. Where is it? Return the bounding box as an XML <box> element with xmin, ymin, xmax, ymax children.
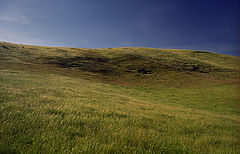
<box><xmin>0</xmin><ymin>42</ymin><xmax>239</xmax><ymax>153</ymax></box>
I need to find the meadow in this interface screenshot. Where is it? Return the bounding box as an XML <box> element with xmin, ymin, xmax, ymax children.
<box><xmin>0</xmin><ymin>42</ymin><xmax>239</xmax><ymax>153</ymax></box>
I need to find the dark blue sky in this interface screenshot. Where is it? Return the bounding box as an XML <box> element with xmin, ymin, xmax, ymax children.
<box><xmin>0</xmin><ymin>0</ymin><xmax>239</xmax><ymax>56</ymax></box>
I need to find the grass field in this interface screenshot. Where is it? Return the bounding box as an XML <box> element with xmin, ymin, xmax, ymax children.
<box><xmin>0</xmin><ymin>42</ymin><xmax>239</xmax><ymax>153</ymax></box>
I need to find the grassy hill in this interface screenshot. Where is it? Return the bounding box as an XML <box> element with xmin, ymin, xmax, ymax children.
<box><xmin>0</xmin><ymin>41</ymin><xmax>239</xmax><ymax>153</ymax></box>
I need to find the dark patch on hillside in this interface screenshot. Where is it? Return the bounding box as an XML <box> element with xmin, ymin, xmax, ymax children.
<box><xmin>138</xmin><ymin>69</ymin><xmax>152</xmax><ymax>74</ymax></box>
<box><xmin>2</xmin><ymin>45</ymin><xmax>9</xmax><ymax>49</ymax></box>
<box><xmin>41</xmin><ymin>51</ymin><xmax>233</xmax><ymax>77</ymax></box>
<box><xmin>43</xmin><ymin>54</ymin><xmax>113</xmax><ymax>75</ymax></box>
<box><xmin>193</xmin><ymin>50</ymin><xmax>213</xmax><ymax>54</ymax></box>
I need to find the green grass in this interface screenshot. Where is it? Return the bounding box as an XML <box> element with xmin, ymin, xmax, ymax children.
<box><xmin>0</xmin><ymin>42</ymin><xmax>239</xmax><ymax>153</ymax></box>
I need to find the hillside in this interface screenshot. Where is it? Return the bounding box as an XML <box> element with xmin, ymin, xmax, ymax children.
<box><xmin>0</xmin><ymin>42</ymin><xmax>239</xmax><ymax>153</ymax></box>
<box><xmin>1</xmin><ymin>42</ymin><xmax>239</xmax><ymax>87</ymax></box>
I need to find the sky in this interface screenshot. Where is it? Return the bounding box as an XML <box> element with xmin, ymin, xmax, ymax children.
<box><xmin>0</xmin><ymin>0</ymin><xmax>239</xmax><ymax>56</ymax></box>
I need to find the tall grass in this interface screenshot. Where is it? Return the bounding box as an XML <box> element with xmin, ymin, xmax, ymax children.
<box><xmin>0</xmin><ymin>42</ymin><xmax>239</xmax><ymax>153</ymax></box>
<box><xmin>0</xmin><ymin>69</ymin><xmax>239</xmax><ymax>153</ymax></box>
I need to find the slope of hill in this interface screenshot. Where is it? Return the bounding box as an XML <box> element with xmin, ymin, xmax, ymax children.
<box><xmin>0</xmin><ymin>42</ymin><xmax>239</xmax><ymax>153</ymax></box>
